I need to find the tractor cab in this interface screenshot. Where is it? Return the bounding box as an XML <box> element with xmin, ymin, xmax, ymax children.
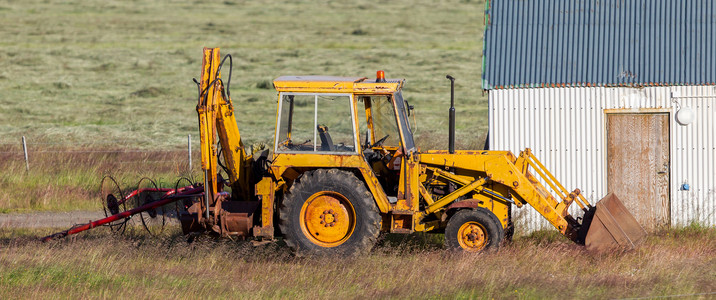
<box><xmin>272</xmin><ymin>73</ymin><xmax>416</xmax><ymax>202</ymax></box>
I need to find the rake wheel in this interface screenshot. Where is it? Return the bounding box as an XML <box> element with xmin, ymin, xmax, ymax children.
<box><xmin>135</xmin><ymin>177</ymin><xmax>166</xmax><ymax>236</ymax></box>
<box><xmin>99</xmin><ymin>175</ymin><xmax>129</xmax><ymax>233</ymax></box>
<box><xmin>173</xmin><ymin>177</ymin><xmax>196</xmax><ymax>218</ymax></box>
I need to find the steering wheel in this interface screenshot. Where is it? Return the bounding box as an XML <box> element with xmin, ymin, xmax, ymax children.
<box><xmin>370</xmin><ymin>135</ymin><xmax>389</xmax><ymax>148</ymax></box>
<box><xmin>279</xmin><ymin>138</ymin><xmax>292</xmax><ymax>149</ymax></box>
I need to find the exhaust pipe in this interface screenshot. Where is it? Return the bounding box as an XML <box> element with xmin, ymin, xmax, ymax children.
<box><xmin>446</xmin><ymin>75</ymin><xmax>456</xmax><ymax>154</ymax></box>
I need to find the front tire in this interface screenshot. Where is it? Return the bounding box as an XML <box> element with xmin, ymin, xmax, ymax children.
<box><xmin>279</xmin><ymin>169</ymin><xmax>380</xmax><ymax>256</ymax></box>
<box><xmin>445</xmin><ymin>208</ymin><xmax>505</xmax><ymax>252</ymax></box>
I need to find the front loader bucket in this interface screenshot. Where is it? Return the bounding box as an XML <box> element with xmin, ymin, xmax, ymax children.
<box><xmin>581</xmin><ymin>193</ymin><xmax>647</xmax><ymax>252</ymax></box>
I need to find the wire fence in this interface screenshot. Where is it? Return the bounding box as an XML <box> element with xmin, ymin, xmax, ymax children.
<box><xmin>1</xmin><ymin>135</ymin><xmax>195</xmax><ymax>171</ymax></box>
<box><xmin>1</xmin><ymin>149</ymin><xmax>184</xmax><ymax>153</ymax></box>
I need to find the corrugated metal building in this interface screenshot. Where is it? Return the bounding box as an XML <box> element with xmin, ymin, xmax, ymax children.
<box><xmin>482</xmin><ymin>0</ymin><xmax>716</xmax><ymax>231</ymax></box>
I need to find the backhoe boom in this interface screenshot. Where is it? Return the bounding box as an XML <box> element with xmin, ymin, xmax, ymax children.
<box><xmin>196</xmin><ymin>48</ymin><xmax>250</xmax><ymax>202</ymax></box>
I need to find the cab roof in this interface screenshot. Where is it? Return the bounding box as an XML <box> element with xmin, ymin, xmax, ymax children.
<box><xmin>273</xmin><ymin>75</ymin><xmax>404</xmax><ymax>94</ymax></box>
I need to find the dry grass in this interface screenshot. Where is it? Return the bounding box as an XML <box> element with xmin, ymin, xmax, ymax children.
<box><xmin>0</xmin><ymin>145</ymin><xmax>197</xmax><ymax>212</ymax></box>
<box><xmin>1</xmin><ymin>226</ymin><xmax>714</xmax><ymax>299</ymax></box>
<box><xmin>0</xmin><ymin>135</ymin><xmax>489</xmax><ymax>212</ymax></box>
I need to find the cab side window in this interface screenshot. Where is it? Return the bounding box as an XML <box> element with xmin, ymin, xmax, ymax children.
<box><xmin>276</xmin><ymin>94</ymin><xmax>357</xmax><ymax>153</ymax></box>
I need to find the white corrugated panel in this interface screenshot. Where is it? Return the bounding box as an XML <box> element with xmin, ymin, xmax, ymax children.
<box><xmin>489</xmin><ymin>86</ymin><xmax>716</xmax><ymax>232</ymax></box>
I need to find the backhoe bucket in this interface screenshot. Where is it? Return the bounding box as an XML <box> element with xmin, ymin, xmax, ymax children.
<box><xmin>582</xmin><ymin>193</ymin><xmax>647</xmax><ymax>252</ymax></box>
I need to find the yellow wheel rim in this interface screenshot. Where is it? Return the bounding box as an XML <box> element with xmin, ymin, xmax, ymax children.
<box><xmin>299</xmin><ymin>191</ymin><xmax>356</xmax><ymax>247</ymax></box>
<box><xmin>457</xmin><ymin>221</ymin><xmax>487</xmax><ymax>252</ymax></box>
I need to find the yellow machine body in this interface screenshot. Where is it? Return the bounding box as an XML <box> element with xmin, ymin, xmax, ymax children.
<box><xmin>195</xmin><ymin>48</ymin><xmax>645</xmax><ymax>253</ymax></box>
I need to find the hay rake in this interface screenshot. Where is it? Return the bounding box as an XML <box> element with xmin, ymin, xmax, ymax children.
<box><xmin>41</xmin><ymin>176</ymin><xmax>201</xmax><ymax>242</ymax></box>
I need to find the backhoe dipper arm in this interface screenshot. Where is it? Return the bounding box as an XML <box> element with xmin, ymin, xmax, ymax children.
<box><xmin>196</xmin><ymin>48</ymin><xmax>250</xmax><ymax>206</ymax></box>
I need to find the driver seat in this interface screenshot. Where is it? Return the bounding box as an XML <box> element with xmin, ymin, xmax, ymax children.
<box><xmin>317</xmin><ymin>125</ymin><xmax>335</xmax><ymax>151</ymax></box>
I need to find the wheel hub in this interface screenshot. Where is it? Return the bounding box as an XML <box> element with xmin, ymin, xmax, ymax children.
<box><xmin>300</xmin><ymin>192</ymin><xmax>356</xmax><ymax>247</ymax></box>
<box><xmin>458</xmin><ymin>222</ymin><xmax>487</xmax><ymax>251</ymax></box>
<box><xmin>320</xmin><ymin>210</ymin><xmax>336</xmax><ymax>226</ymax></box>
<box><xmin>106</xmin><ymin>194</ymin><xmax>120</xmax><ymax>215</ymax></box>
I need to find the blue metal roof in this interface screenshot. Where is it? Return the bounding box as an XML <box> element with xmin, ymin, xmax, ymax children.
<box><xmin>482</xmin><ymin>0</ymin><xmax>716</xmax><ymax>90</ymax></box>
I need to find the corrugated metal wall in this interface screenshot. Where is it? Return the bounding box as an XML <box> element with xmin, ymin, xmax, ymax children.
<box><xmin>489</xmin><ymin>86</ymin><xmax>716</xmax><ymax>232</ymax></box>
<box><xmin>482</xmin><ymin>0</ymin><xmax>716</xmax><ymax>89</ymax></box>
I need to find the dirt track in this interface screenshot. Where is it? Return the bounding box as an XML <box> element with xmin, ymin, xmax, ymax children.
<box><xmin>0</xmin><ymin>211</ymin><xmax>108</xmax><ymax>228</ymax></box>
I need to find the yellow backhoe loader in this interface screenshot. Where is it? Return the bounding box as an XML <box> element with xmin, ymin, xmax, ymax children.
<box><xmin>44</xmin><ymin>48</ymin><xmax>646</xmax><ymax>254</ymax></box>
<box><xmin>184</xmin><ymin>48</ymin><xmax>647</xmax><ymax>255</ymax></box>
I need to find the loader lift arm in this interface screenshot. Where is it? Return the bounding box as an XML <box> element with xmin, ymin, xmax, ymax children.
<box><xmin>485</xmin><ymin>149</ymin><xmax>591</xmax><ymax>240</ymax></box>
<box><xmin>417</xmin><ymin>149</ymin><xmax>588</xmax><ymax>240</ymax></box>
<box><xmin>418</xmin><ymin>148</ymin><xmax>643</xmax><ymax>246</ymax></box>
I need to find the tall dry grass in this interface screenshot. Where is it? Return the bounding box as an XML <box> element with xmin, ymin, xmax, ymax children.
<box><xmin>0</xmin><ymin>145</ymin><xmax>196</xmax><ymax>212</ymax></box>
<box><xmin>0</xmin><ymin>127</ymin><xmax>487</xmax><ymax>213</ymax></box>
<box><xmin>1</xmin><ymin>226</ymin><xmax>714</xmax><ymax>299</ymax></box>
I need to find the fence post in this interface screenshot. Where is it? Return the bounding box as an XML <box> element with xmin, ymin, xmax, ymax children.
<box><xmin>22</xmin><ymin>136</ymin><xmax>29</xmax><ymax>172</ymax></box>
<box><xmin>188</xmin><ymin>134</ymin><xmax>192</xmax><ymax>173</ymax></box>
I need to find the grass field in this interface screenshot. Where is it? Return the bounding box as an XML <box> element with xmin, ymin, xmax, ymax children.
<box><xmin>1</xmin><ymin>225</ymin><xmax>714</xmax><ymax>299</ymax></box>
<box><xmin>1</xmin><ymin>0</ymin><xmax>486</xmax><ymax>212</ymax></box>
<box><xmin>2</xmin><ymin>2</ymin><xmax>714</xmax><ymax>298</ymax></box>
<box><xmin>0</xmin><ymin>0</ymin><xmax>485</xmax><ymax>149</ymax></box>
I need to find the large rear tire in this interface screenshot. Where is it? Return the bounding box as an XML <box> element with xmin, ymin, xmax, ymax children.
<box><xmin>279</xmin><ymin>169</ymin><xmax>380</xmax><ymax>256</ymax></box>
<box><xmin>445</xmin><ymin>208</ymin><xmax>504</xmax><ymax>252</ymax></box>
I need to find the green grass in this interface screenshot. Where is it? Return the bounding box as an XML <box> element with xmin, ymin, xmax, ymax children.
<box><xmin>1</xmin><ymin>226</ymin><xmax>714</xmax><ymax>299</ymax></box>
<box><xmin>0</xmin><ymin>0</ymin><xmax>487</xmax><ymax>212</ymax></box>
<box><xmin>0</xmin><ymin>0</ymin><xmax>486</xmax><ymax>150</ymax></box>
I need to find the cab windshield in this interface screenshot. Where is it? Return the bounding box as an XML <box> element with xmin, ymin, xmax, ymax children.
<box><xmin>361</xmin><ymin>92</ymin><xmax>415</xmax><ymax>153</ymax></box>
<box><xmin>368</xmin><ymin>95</ymin><xmax>400</xmax><ymax>147</ymax></box>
